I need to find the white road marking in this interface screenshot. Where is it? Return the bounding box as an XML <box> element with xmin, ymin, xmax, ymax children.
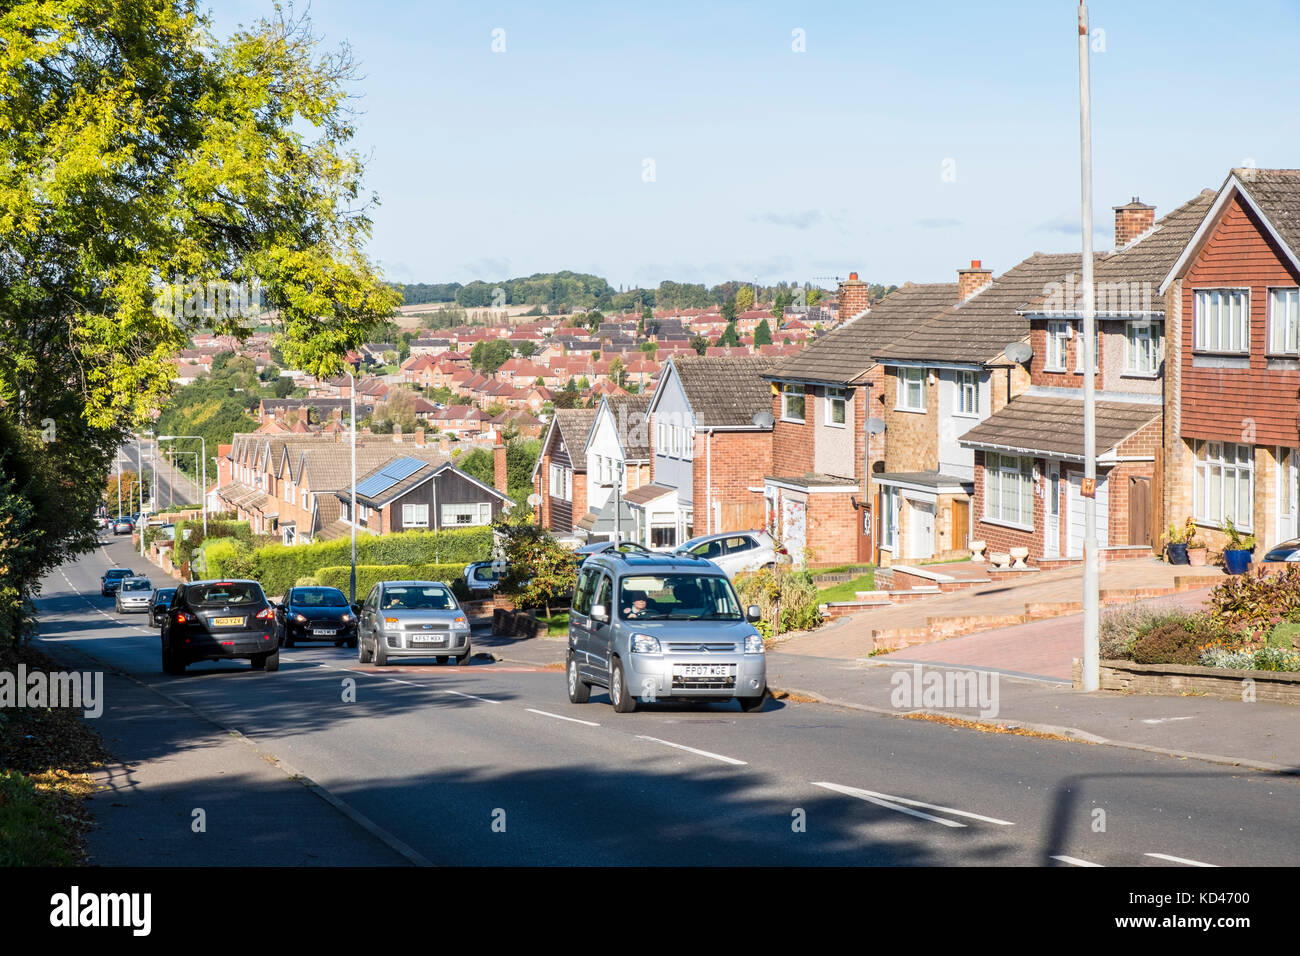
<box><xmin>811</xmin><ymin>782</ymin><xmax>1014</xmax><ymax>826</ymax></box>
<box><xmin>635</xmin><ymin>735</ymin><xmax>747</xmax><ymax>766</ymax></box>
<box><xmin>1141</xmin><ymin>716</ymin><xmax>1196</xmax><ymax>725</ymax></box>
<box><xmin>1145</xmin><ymin>852</ymin><xmax>1218</xmax><ymax>867</ymax></box>
<box><xmin>1051</xmin><ymin>855</ymin><xmax>1103</xmax><ymax>867</ymax></box>
<box><xmin>441</xmin><ymin>688</ymin><xmax>500</xmax><ymax>704</ymax></box>
<box><xmin>526</xmin><ymin>708</ymin><xmax>600</xmax><ymax>727</ymax></box>
<box><xmin>812</xmin><ymin>782</ymin><xmax>965</xmax><ymax>827</ymax></box>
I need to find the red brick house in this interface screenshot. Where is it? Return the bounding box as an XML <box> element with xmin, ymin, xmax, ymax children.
<box><xmin>532</xmin><ymin>408</ymin><xmax>598</xmax><ymax>538</ymax></box>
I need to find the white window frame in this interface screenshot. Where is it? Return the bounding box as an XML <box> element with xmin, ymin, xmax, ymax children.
<box><xmin>880</xmin><ymin>486</ymin><xmax>899</xmax><ymax>550</ymax></box>
<box><xmin>984</xmin><ymin>452</ymin><xmax>1034</xmax><ymax>529</ymax></box>
<box><xmin>825</xmin><ymin>387</ymin><xmax>847</xmax><ymax>427</ymax></box>
<box><xmin>955</xmin><ymin>371</ymin><xmax>980</xmax><ymax>417</ymax></box>
<box><xmin>1194</xmin><ymin>288</ymin><xmax>1250</xmax><ymax>354</ymax></box>
<box><xmin>1268</xmin><ymin>287</ymin><xmax>1299</xmax><ymax>355</ymax></box>
<box><xmin>1124</xmin><ymin>321</ymin><xmax>1159</xmax><ymax>376</ymax></box>
<box><xmin>896</xmin><ymin>367</ymin><xmax>926</xmax><ymax>412</ymax></box>
<box><xmin>402</xmin><ymin>503</ymin><xmax>430</xmax><ymax>528</ymax></box>
<box><xmin>1045</xmin><ymin>321</ymin><xmax>1070</xmax><ymax>371</ymax></box>
<box><xmin>1194</xmin><ymin>440</ymin><xmax>1253</xmax><ymax>532</ymax></box>
<box><xmin>441</xmin><ymin>502</ymin><xmax>492</xmax><ymax>526</ymax></box>
<box><xmin>1075</xmin><ymin>325</ymin><xmax>1099</xmax><ymax>373</ymax></box>
<box><xmin>781</xmin><ymin>383</ymin><xmax>805</xmax><ymax>423</ymax></box>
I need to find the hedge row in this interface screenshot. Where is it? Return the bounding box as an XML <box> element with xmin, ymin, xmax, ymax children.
<box><xmin>251</xmin><ymin>527</ymin><xmax>492</xmax><ymax>595</ymax></box>
<box><xmin>313</xmin><ymin>563</ymin><xmax>467</xmax><ymax>600</ymax></box>
<box><xmin>173</xmin><ymin>518</ymin><xmax>253</xmax><ymax>568</ymax></box>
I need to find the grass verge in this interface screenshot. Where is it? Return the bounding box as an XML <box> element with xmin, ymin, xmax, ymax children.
<box><xmin>815</xmin><ymin>572</ymin><xmax>876</xmax><ymax>604</ymax></box>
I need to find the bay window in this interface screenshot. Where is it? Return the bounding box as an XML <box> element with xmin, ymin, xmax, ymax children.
<box><xmin>984</xmin><ymin>453</ymin><xmax>1034</xmax><ymax>527</ymax></box>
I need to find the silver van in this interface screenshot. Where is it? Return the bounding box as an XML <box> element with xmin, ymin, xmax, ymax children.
<box><xmin>566</xmin><ymin>551</ymin><xmax>767</xmax><ymax>713</ymax></box>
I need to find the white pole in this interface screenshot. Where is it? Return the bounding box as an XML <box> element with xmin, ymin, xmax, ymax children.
<box><xmin>1078</xmin><ymin>1</ymin><xmax>1100</xmax><ymax>691</ymax></box>
<box><xmin>199</xmin><ymin>436</ymin><xmax>207</xmax><ymax>537</ymax></box>
<box><xmin>349</xmin><ymin>369</ymin><xmax>357</xmax><ymax>604</ymax></box>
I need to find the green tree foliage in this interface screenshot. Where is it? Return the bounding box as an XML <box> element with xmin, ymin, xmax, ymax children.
<box><xmin>398</xmin><ymin>282</ymin><xmax>463</xmax><ymax>304</ymax></box>
<box><xmin>494</xmin><ymin>520</ymin><xmax>576</xmax><ymax>617</ymax></box>
<box><xmin>754</xmin><ymin>319</ymin><xmax>773</xmax><ymax>347</ymax></box>
<box><xmin>470</xmin><ymin>338</ymin><xmax>514</xmax><ymax>374</ymax></box>
<box><xmin>734</xmin><ymin>286</ymin><xmax>755</xmax><ymax>313</ymax></box>
<box><xmin>689</xmin><ymin>335</ymin><xmax>710</xmax><ymax>356</ymax></box>
<box><xmin>367</xmin><ymin>388</ymin><xmax>420</xmax><ymax>435</ymax></box>
<box><xmin>721</xmin><ymin>297</ymin><xmax>737</xmax><ymax>324</ymax></box>
<box><xmin>457</xmin><ymin>448</ymin><xmax>495</xmax><ymax>487</ymax></box>
<box><xmin>716</xmin><ymin>322</ymin><xmax>740</xmax><ymax>348</ymax></box>
<box><xmin>506</xmin><ymin>437</ymin><xmax>541</xmax><ymax>501</ymax></box>
<box><xmin>609</xmin><ymin>356</ymin><xmax>626</xmax><ymax>388</ymax></box>
<box><xmin>656</xmin><ymin>281</ymin><xmax>712</xmax><ymax>310</ymax></box>
<box><xmin>455</xmin><ymin>272</ymin><xmax>614</xmax><ymax>310</ymax></box>
<box><xmin>516</xmin><ymin>340</ymin><xmax>537</xmax><ymax>358</ymax></box>
<box><xmin>772</xmin><ymin>290</ymin><xmax>792</xmax><ymax>324</ymax></box>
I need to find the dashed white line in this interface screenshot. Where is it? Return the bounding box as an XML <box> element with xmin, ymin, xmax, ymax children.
<box><xmin>811</xmin><ymin>782</ymin><xmax>1015</xmax><ymax>826</ymax></box>
<box><xmin>635</xmin><ymin>735</ymin><xmax>747</xmax><ymax>766</ymax></box>
<box><xmin>526</xmin><ymin>708</ymin><xmax>600</xmax><ymax>727</ymax></box>
<box><xmin>1145</xmin><ymin>852</ymin><xmax>1218</xmax><ymax>867</ymax></box>
<box><xmin>1051</xmin><ymin>855</ymin><xmax>1103</xmax><ymax>867</ymax></box>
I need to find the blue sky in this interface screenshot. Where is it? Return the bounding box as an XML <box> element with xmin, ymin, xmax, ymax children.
<box><xmin>214</xmin><ymin>0</ymin><xmax>1300</xmax><ymax>291</ymax></box>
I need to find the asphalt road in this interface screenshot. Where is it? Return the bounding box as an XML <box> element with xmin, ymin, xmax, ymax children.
<box><xmin>32</xmin><ymin>533</ymin><xmax>1300</xmax><ymax>866</ymax></box>
<box><xmin>113</xmin><ymin>439</ymin><xmax>204</xmax><ymax>513</ymax></box>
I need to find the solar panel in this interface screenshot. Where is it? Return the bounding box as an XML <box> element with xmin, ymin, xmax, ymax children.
<box><xmin>352</xmin><ymin>456</ymin><xmax>429</xmax><ymax>499</ymax></box>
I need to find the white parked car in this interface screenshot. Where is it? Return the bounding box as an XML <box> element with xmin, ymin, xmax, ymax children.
<box><xmin>673</xmin><ymin>531</ymin><xmax>789</xmax><ymax>578</ymax></box>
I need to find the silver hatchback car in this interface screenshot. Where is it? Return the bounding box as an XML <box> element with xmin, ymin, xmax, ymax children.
<box><xmin>116</xmin><ymin>576</ymin><xmax>155</xmax><ymax>613</ymax></box>
<box><xmin>356</xmin><ymin>580</ymin><xmax>472</xmax><ymax>666</ymax></box>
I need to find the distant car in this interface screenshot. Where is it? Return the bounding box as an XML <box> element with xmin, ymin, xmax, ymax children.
<box><xmin>150</xmin><ymin>587</ymin><xmax>177</xmax><ymax>627</ymax></box>
<box><xmin>674</xmin><ymin>530</ymin><xmax>788</xmax><ymax>579</ymax></box>
<box><xmin>100</xmin><ymin>567</ymin><xmax>135</xmax><ymax>597</ymax></box>
<box><xmin>115</xmin><ymin>577</ymin><xmax>154</xmax><ymax>613</ymax></box>
<box><xmin>276</xmin><ymin>586</ymin><xmax>359</xmax><ymax>648</ymax></box>
<box><xmin>112</xmin><ymin>517</ymin><xmax>135</xmax><ymax>535</ymax></box>
<box><xmin>463</xmin><ymin>561</ymin><xmax>505</xmax><ymax>596</ymax></box>
<box><xmin>1262</xmin><ymin>538</ymin><xmax>1300</xmax><ymax>562</ymax></box>
<box><xmin>574</xmin><ymin>540</ymin><xmax>652</xmax><ymax>566</ymax></box>
<box><xmin>356</xmin><ymin>581</ymin><xmax>471</xmax><ymax>666</ymax></box>
<box><xmin>160</xmin><ymin>579</ymin><xmax>280</xmax><ymax>674</ymax></box>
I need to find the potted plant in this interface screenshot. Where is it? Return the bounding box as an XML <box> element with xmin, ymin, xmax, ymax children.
<box><xmin>1221</xmin><ymin>518</ymin><xmax>1256</xmax><ymax>575</ymax></box>
<box><xmin>1184</xmin><ymin>518</ymin><xmax>1208</xmax><ymax>566</ymax></box>
<box><xmin>1165</xmin><ymin>520</ymin><xmax>1189</xmax><ymax>565</ymax></box>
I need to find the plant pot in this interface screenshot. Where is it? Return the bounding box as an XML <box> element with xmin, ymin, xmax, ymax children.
<box><xmin>1166</xmin><ymin>543</ymin><xmax>1189</xmax><ymax>565</ymax></box>
<box><xmin>1186</xmin><ymin>546</ymin><xmax>1208</xmax><ymax>567</ymax></box>
<box><xmin>1223</xmin><ymin>548</ymin><xmax>1254</xmax><ymax>575</ymax></box>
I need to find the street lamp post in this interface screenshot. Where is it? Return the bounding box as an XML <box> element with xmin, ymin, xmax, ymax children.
<box><xmin>1078</xmin><ymin>1</ymin><xmax>1100</xmax><ymax>691</ymax></box>
<box><xmin>348</xmin><ymin>370</ymin><xmax>357</xmax><ymax>604</ymax></box>
<box><xmin>156</xmin><ymin>435</ymin><xmax>207</xmax><ymax>536</ymax></box>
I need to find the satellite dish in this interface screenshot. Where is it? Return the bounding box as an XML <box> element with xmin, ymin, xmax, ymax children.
<box><xmin>865</xmin><ymin>418</ymin><xmax>886</xmax><ymax>435</ymax></box>
<box><xmin>526</xmin><ymin>492</ymin><xmax>542</xmax><ymax>507</ymax></box>
<box><xmin>1005</xmin><ymin>342</ymin><xmax>1033</xmax><ymax>364</ymax></box>
<box><xmin>752</xmin><ymin>410</ymin><xmax>775</xmax><ymax>428</ymax></box>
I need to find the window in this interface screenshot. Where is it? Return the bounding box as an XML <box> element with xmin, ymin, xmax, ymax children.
<box><xmin>1194</xmin><ymin>289</ymin><xmax>1249</xmax><ymax>353</ymax></box>
<box><xmin>442</xmin><ymin>502</ymin><xmax>492</xmax><ymax>526</ymax></box>
<box><xmin>656</xmin><ymin>421</ymin><xmax>667</xmax><ymax>454</ymax></box>
<box><xmin>1075</xmin><ymin>325</ymin><xmax>1099</xmax><ymax>373</ymax></box>
<box><xmin>880</xmin><ymin>486</ymin><xmax>899</xmax><ymax>549</ymax></box>
<box><xmin>781</xmin><ymin>384</ymin><xmax>805</xmax><ymax>422</ymax></box>
<box><xmin>1269</xmin><ymin>288</ymin><xmax>1299</xmax><ymax>355</ymax></box>
<box><xmin>549</xmin><ymin>463</ymin><xmax>571</xmax><ymax>501</ymax></box>
<box><xmin>984</xmin><ymin>453</ymin><xmax>1034</xmax><ymax>527</ymax></box>
<box><xmin>897</xmin><ymin>368</ymin><xmax>926</xmax><ymax>411</ymax></box>
<box><xmin>402</xmin><ymin>503</ymin><xmax>429</xmax><ymax>528</ymax></box>
<box><xmin>1195</xmin><ymin>440</ymin><xmax>1253</xmax><ymax>531</ymax></box>
<box><xmin>956</xmin><ymin>372</ymin><xmax>980</xmax><ymax>416</ymax></box>
<box><xmin>725</xmin><ymin>535</ymin><xmax>756</xmax><ymax>554</ymax></box>
<box><xmin>1125</xmin><ymin>321</ymin><xmax>1158</xmax><ymax>374</ymax></box>
<box><xmin>573</xmin><ymin>568</ymin><xmax>599</xmax><ymax>616</ymax></box>
<box><xmin>650</xmin><ymin>525</ymin><xmax>677</xmax><ymax>548</ymax></box>
<box><xmin>825</xmin><ymin>387</ymin><xmax>847</xmax><ymax>426</ymax></box>
<box><xmin>1046</xmin><ymin>321</ymin><xmax>1070</xmax><ymax>370</ymax></box>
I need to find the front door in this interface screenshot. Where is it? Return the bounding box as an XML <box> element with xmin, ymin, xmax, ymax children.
<box><xmin>1044</xmin><ymin>463</ymin><xmax>1061</xmax><ymax>558</ymax></box>
<box><xmin>908</xmin><ymin>500</ymin><xmax>935</xmax><ymax>560</ymax></box>
<box><xmin>1279</xmin><ymin>447</ymin><xmax>1299</xmax><ymax>543</ymax></box>
<box><xmin>951</xmin><ymin>498</ymin><xmax>970</xmax><ymax>553</ymax></box>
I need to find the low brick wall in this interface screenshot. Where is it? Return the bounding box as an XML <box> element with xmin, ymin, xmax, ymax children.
<box><xmin>492</xmin><ymin>608</ymin><xmax>543</xmax><ymax>639</ymax></box>
<box><xmin>1073</xmin><ymin>658</ymin><xmax>1300</xmax><ymax>705</ymax></box>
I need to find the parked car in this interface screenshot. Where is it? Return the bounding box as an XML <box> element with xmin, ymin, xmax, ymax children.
<box><xmin>565</xmin><ymin>550</ymin><xmax>767</xmax><ymax>713</ymax></box>
<box><xmin>276</xmin><ymin>586</ymin><xmax>359</xmax><ymax>648</ymax></box>
<box><xmin>574</xmin><ymin>540</ymin><xmax>652</xmax><ymax>566</ymax></box>
<box><xmin>463</xmin><ymin>561</ymin><xmax>505</xmax><ymax>596</ymax></box>
<box><xmin>673</xmin><ymin>530</ymin><xmax>788</xmax><ymax>578</ymax></box>
<box><xmin>100</xmin><ymin>567</ymin><xmax>135</xmax><ymax>597</ymax></box>
<box><xmin>112</xmin><ymin>517</ymin><xmax>135</xmax><ymax>535</ymax></box>
<box><xmin>1261</xmin><ymin>538</ymin><xmax>1300</xmax><ymax>562</ymax></box>
<box><xmin>115</xmin><ymin>577</ymin><xmax>154</xmax><ymax>613</ymax></box>
<box><xmin>356</xmin><ymin>581</ymin><xmax>471</xmax><ymax>666</ymax></box>
<box><xmin>160</xmin><ymin>579</ymin><xmax>280</xmax><ymax>674</ymax></box>
<box><xmin>150</xmin><ymin>587</ymin><xmax>177</xmax><ymax>627</ymax></box>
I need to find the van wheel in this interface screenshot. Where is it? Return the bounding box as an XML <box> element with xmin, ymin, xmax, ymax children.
<box><xmin>567</xmin><ymin>654</ymin><xmax>591</xmax><ymax>703</ymax></box>
<box><xmin>610</xmin><ymin>658</ymin><xmax>636</xmax><ymax>713</ymax></box>
<box><xmin>738</xmin><ymin>691</ymin><xmax>766</xmax><ymax>713</ymax></box>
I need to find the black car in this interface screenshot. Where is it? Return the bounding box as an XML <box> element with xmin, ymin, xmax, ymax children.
<box><xmin>275</xmin><ymin>586</ymin><xmax>359</xmax><ymax>648</ymax></box>
<box><xmin>150</xmin><ymin>587</ymin><xmax>177</xmax><ymax>627</ymax></box>
<box><xmin>161</xmin><ymin>579</ymin><xmax>280</xmax><ymax>674</ymax></box>
<box><xmin>101</xmin><ymin>567</ymin><xmax>135</xmax><ymax>597</ymax></box>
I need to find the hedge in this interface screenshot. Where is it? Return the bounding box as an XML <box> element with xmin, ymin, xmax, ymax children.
<box><xmin>313</xmin><ymin>563</ymin><xmax>468</xmax><ymax>601</ymax></box>
<box><xmin>174</xmin><ymin>518</ymin><xmax>252</xmax><ymax>569</ymax></box>
<box><xmin>251</xmin><ymin>527</ymin><xmax>492</xmax><ymax>595</ymax></box>
<box><xmin>203</xmin><ymin>538</ymin><xmax>255</xmax><ymax>581</ymax></box>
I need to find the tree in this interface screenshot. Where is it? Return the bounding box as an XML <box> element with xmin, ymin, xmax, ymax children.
<box><xmin>609</xmin><ymin>356</ymin><xmax>626</xmax><ymax>388</ymax></box>
<box><xmin>273</xmin><ymin>376</ymin><xmax>296</xmax><ymax>398</ymax></box>
<box><xmin>457</xmin><ymin>448</ymin><xmax>494</xmax><ymax>486</ymax></box>
<box><xmin>805</xmin><ymin>287</ymin><xmax>823</xmax><ymax>306</ymax></box>
<box><xmin>721</xmin><ymin>297</ymin><xmax>737</xmax><ymax>324</ymax></box>
<box><xmin>772</xmin><ymin>290</ymin><xmax>793</xmax><ymax>324</ymax></box>
<box><xmin>552</xmin><ymin>391</ymin><xmax>579</xmax><ymax>409</ymax></box>
<box><xmin>640</xmin><ymin>341</ymin><xmax>657</xmax><ymax>356</ymax></box>
<box><xmin>368</xmin><ymin>389</ymin><xmax>419</xmax><ymax>434</ymax></box>
<box><xmin>716</xmin><ymin>322</ymin><xmax>739</xmax><ymax>348</ymax></box>
<box><xmin>754</xmin><ymin>319</ymin><xmax>773</xmax><ymax>347</ymax></box>
<box><xmin>517</xmin><ymin>340</ymin><xmax>537</xmax><ymax>358</ymax></box>
<box><xmin>735</xmin><ymin>286</ymin><xmax>755</xmax><ymax>312</ymax></box>
<box><xmin>689</xmin><ymin>335</ymin><xmax>710</xmax><ymax>356</ymax></box>
<box><xmin>471</xmin><ymin>338</ymin><xmax>514</xmax><ymax>374</ymax></box>
<box><xmin>494</xmin><ymin>520</ymin><xmax>576</xmax><ymax>618</ymax></box>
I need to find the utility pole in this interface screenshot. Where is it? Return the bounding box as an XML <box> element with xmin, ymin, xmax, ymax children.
<box><xmin>1078</xmin><ymin>1</ymin><xmax>1100</xmax><ymax>692</ymax></box>
<box><xmin>348</xmin><ymin>369</ymin><xmax>357</xmax><ymax>604</ymax></box>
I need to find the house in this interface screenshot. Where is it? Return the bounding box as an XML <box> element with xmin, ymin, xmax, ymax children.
<box><xmin>761</xmin><ymin>274</ymin><xmax>955</xmax><ymax>566</ymax></box>
<box><xmin>532</xmin><ymin>407</ymin><xmax>599</xmax><ymax>538</ymax></box>
<box><xmin>958</xmin><ymin>190</ymin><xmax>1215</xmax><ymax>563</ymax></box>
<box><xmin>335</xmin><ymin>449</ymin><xmax>509</xmax><ymax>535</ymax></box>
<box><xmin>641</xmin><ymin>355</ymin><xmax>775</xmax><ymax>550</ymax></box>
<box><xmin>574</xmin><ymin>393</ymin><xmax>653</xmax><ymax>542</ymax></box>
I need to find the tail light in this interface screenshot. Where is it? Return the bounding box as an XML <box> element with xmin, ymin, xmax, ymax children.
<box><xmin>174</xmin><ymin>612</ymin><xmax>192</xmax><ymax>623</ymax></box>
<box><xmin>255</xmin><ymin>607</ymin><xmax>275</xmax><ymax>621</ymax></box>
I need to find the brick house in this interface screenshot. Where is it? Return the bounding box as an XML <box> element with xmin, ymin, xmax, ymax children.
<box><xmin>958</xmin><ymin>190</ymin><xmax>1214</xmax><ymax>562</ymax></box>
<box><xmin>1158</xmin><ymin>168</ymin><xmax>1300</xmax><ymax>555</ymax></box>
<box><xmin>575</xmin><ymin>393</ymin><xmax>652</xmax><ymax>543</ymax></box>
<box><xmin>336</xmin><ymin>450</ymin><xmax>509</xmax><ymax>535</ymax></box>
<box><xmin>641</xmin><ymin>355</ymin><xmax>774</xmax><ymax>550</ymax></box>
<box><xmin>761</xmin><ymin>274</ymin><xmax>956</xmax><ymax>566</ymax></box>
<box><xmin>532</xmin><ymin>407</ymin><xmax>598</xmax><ymax>538</ymax></box>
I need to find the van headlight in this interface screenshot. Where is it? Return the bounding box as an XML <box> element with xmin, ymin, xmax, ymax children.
<box><xmin>744</xmin><ymin>633</ymin><xmax>766</xmax><ymax>654</ymax></box>
<box><xmin>631</xmin><ymin>633</ymin><xmax>661</xmax><ymax>654</ymax></box>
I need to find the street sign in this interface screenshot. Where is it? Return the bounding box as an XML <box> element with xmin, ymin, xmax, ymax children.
<box><xmin>1080</xmin><ymin>477</ymin><xmax>1096</xmax><ymax>499</ymax></box>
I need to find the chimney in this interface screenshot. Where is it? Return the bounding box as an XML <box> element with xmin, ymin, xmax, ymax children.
<box><xmin>957</xmin><ymin>260</ymin><xmax>994</xmax><ymax>301</ymax></box>
<box><xmin>493</xmin><ymin>444</ymin><xmax>508</xmax><ymax>493</ymax></box>
<box><xmin>414</xmin><ymin>427</ymin><xmax>425</xmax><ymax>446</ymax></box>
<box><xmin>837</xmin><ymin>272</ymin><xmax>870</xmax><ymax>321</ymax></box>
<box><xmin>392</xmin><ymin>422</ymin><xmax>403</xmax><ymax>443</ymax></box>
<box><xmin>1114</xmin><ymin>197</ymin><xmax>1155</xmax><ymax>248</ymax></box>
<box><xmin>439</xmin><ymin>437</ymin><xmax>451</xmax><ymax>454</ymax></box>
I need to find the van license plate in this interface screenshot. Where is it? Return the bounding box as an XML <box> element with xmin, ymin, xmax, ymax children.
<box><xmin>678</xmin><ymin>665</ymin><xmax>731</xmax><ymax>678</ymax></box>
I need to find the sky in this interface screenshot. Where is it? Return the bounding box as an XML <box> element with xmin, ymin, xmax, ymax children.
<box><xmin>213</xmin><ymin>0</ymin><xmax>1300</xmax><ymax>292</ymax></box>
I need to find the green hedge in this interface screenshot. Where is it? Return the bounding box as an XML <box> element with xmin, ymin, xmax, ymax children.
<box><xmin>313</xmin><ymin>563</ymin><xmax>468</xmax><ymax>601</ymax></box>
<box><xmin>174</xmin><ymin>518</ymin><xmax>252</xmax><ymax>569</ymax></box>
<box><xmin>251</xmin><ymin>527</ymin><xmax>491</xmax><ymax>595</ymax></box>
<box><xmin>203</xmin><ymin>538</ymin><xmax>255</xmax><ymax>580</ymax></box>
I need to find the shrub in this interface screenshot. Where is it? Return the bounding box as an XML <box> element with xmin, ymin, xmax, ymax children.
<box><xmin>1206</xmin><ymin>566</ymin><xmax>1300</xmax><ymax>637</ymax></box>
<box><xmin>736</xmin><ymin>566</ymin><xmax>822</xmax><ymax>639</ymax></box>
<box><xmin>203</xmin><ymin>538</ymin><xmax>256</xmax><ymax>581</ymax></box>
<box><xmin>1252</xmin><ymin>646</ymin><xmax>1300</xmax><ymax>672</ymax></box>
<box><xmin>294</xmin><ymin>576</ymin><xmax>321</xmax><ymax>587</ymax></box>
<box><xmin>313</xmin><ymin>563</ymin><xmax>467</xmax><ymax>600</ymax></box>
<box><xmin>173</xmin><ymin>519</ymin><xmax>253</xmax><ymax>570</ymax></box>
<box><xmin>1130</xmin><ymin>620</ymin><xmax>1204</xmax><ymax>665</ymax></box>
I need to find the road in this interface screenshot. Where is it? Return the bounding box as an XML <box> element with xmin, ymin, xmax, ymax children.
<box><xmin>112</xmin><ymin>438</ymin><xmax>205</xmax><ymax>514</ymax></box>
<box><xmin>31</xmin><ymin>534</ymin><xmax>1300</xmax><ymax>866</ymax></box>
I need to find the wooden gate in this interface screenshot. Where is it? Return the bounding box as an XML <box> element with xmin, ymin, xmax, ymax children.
<box><xmin>1128</xmin><ymin>476</ymin><xmax>1152</xmax><ymax>547</ymax></box>
<box><xmin>857</xmin><ymin>494</ymin><xmax>876</xmax><ymax>563</ymax></box>
<box><xmin>717</xmin><ymin>498</ymin><xmax>766</xmax><ymax>533</ymax></box>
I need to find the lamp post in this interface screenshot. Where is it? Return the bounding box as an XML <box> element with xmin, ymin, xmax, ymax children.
<box><xmin>1078</xmin><ymin>1</ymin><xmax>1100</xmax><ymax>691</ymax></box>
<box><xmin>347</xmin><ymin>369</ymin><xmax>357</xmax><ymax>604</ymax></box>
<box><xmin>156</xmin><ymin>435</ymin><xmax>207</xmax><ymax>536</ymax></box>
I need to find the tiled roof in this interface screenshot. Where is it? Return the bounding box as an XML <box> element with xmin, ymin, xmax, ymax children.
<box><xmin>553</xmin><ymin>408</ymin><xmax>599</xmax><ymax>469</ymax></box>
<box><xmin>876</xmin><ymin>254</ymin><xmax>1087</xmax><ymax>364</ymax></box>
<box><xmin>669</xmin><ymin>355</ymin><xmax>774</xmax><ymax>428</ymax></box>
<box><xmin>958</xmin><ymin>392</ymin><xmax>1160</xmax><ymax>459</ymax></box>
<box><xmin>622</xmin><ymin>482</ymin><xmax>676</xmax><ymax>505</ymax></box>
<box><xmin>605</xmin><ymin>393</ymin><xmax>652</xmax><ymax>459</ymax></box>
<box><xmin>767</xmin><ymin>283</ymin><xmax>958</xmax><ymax>384</ymax></box>
<box><xmin>1235</xmin><ymin>168</ymin><xmax>1300</xmax><ymax>262</ymax></box>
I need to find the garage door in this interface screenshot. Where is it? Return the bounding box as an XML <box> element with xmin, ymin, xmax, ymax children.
<box><xmin>1067</xmin><ymin>473</ymin><xmax>1108</xmax><ymax>557</ymax></box>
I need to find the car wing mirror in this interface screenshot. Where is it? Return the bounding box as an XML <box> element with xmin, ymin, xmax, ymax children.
<box><xmin>352</xmin><ymin>604</ymin><xmax>362</xmax><ymax>616</ymax></box>
<box><xmin>591</xmin><ymin>604</ymin><xmax>609</xmax><ymax>623</ymax></box>
<box><xmin>746</xmin><ymin>605</ymin><xmax>762</xmax><ymax>623</ymax></box>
